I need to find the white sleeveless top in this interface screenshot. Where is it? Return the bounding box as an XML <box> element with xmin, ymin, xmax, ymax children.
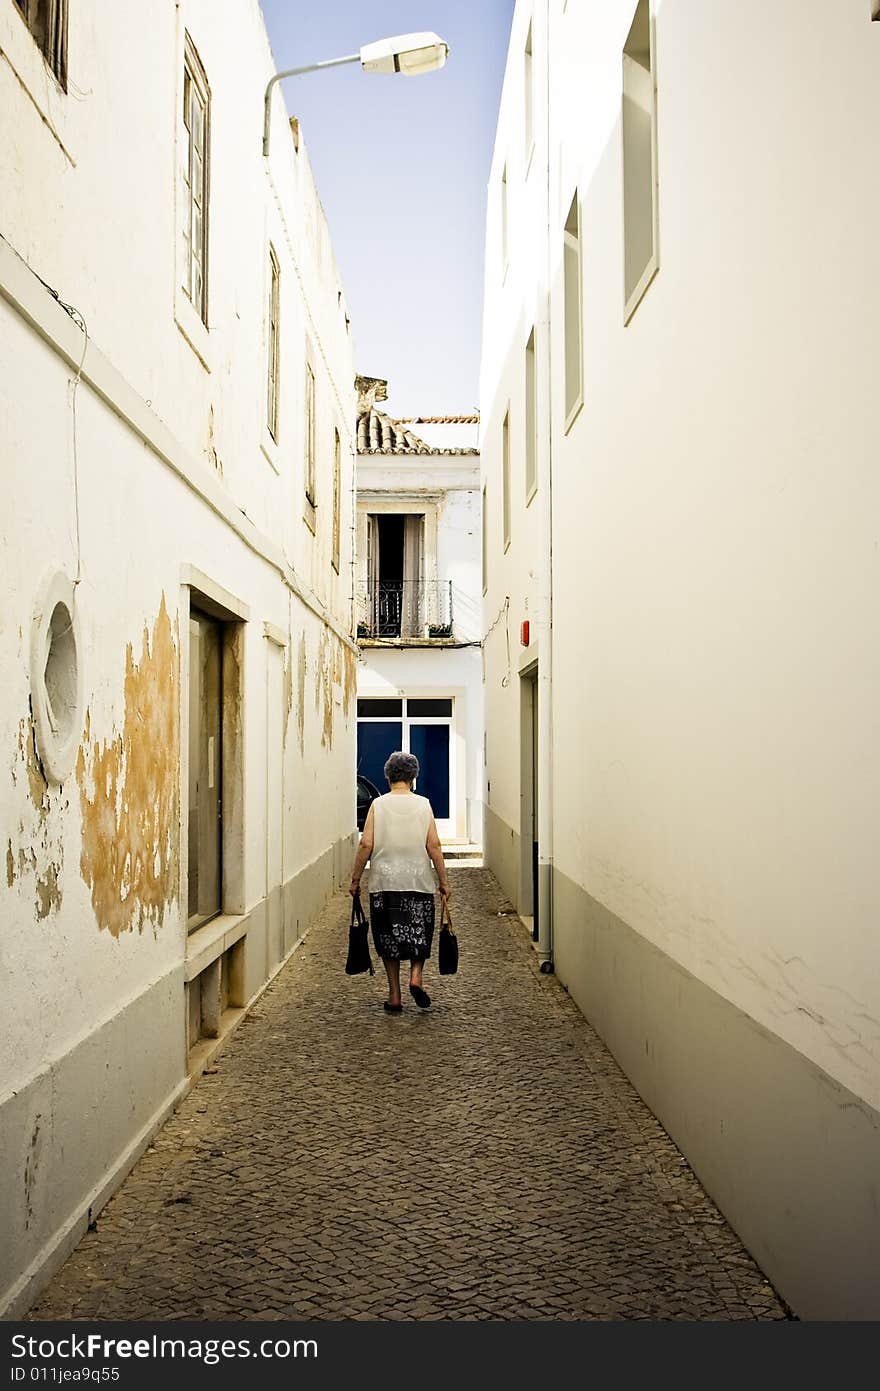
<box><xmin>368</xmin><ymin>792</ymin><xmax>437</xmax><ymax>895</ymax></box>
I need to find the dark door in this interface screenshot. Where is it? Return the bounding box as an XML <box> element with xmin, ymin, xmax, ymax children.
<box><xmin>408</xmin><ymin>723</ymin><xmax>450</xmax><ymax>820</ymax></box>
<box><xmin>357</xmin><ymin>720</ymin><xmax>402</xmax><ymax>794</ymax></box>
<box><xmin>188</xmin><ymin>612</ymin><xmax>222</xmax><ymax>930</ymax></box>
<box><xmin>532</xmin><ymin>677</ymin><xmax>539</xmax><ymax>942</ymax></box>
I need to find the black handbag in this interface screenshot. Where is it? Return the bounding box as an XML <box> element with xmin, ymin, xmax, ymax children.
<box><xmin>438</xmin><ymin>898</ymin><xmax>458</xmax><ymax>975</ymax></box>
<box><xmin>345</xmin><ymin>892</ymin><xmax>374</xmax><ymax>975</ymax></box>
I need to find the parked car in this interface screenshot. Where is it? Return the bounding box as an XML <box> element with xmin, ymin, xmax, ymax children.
<box><xmin>356</xmin><ymin>774</ymin><xmax>381</xmax><ymax>831</ymax></box>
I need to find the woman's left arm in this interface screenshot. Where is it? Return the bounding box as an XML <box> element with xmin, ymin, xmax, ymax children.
<box><xmin>350</xmin><ymin>803</ymin><xmax>374</xmax><ymax>896</ymax></box>
<box><xmin>426</xmin><ymin>815</ymin><xmax>451</xmax><ymax>901</ymax></box>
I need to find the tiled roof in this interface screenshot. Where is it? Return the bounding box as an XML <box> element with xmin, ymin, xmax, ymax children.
<box><xmin>397</xmin><ymin>415</ymin><xmax>480</xmax><ymax>425</ymax></box>
<box><xmin>356</xmin><ymin>408</ymin><xmax>478</xmax><ymax>456</ymax></box>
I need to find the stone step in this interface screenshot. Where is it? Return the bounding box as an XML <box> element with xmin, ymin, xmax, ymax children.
<box><xmin>442</xmin><ymin>843</ymin><xmax>484</xmax><ymax>869</ymax></box>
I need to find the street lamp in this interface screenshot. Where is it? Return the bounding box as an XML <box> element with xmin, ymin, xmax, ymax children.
<box><xmin>262</xmin><ymin>32</ymin><xmax>449</xmax><ymax>158</ymax></box>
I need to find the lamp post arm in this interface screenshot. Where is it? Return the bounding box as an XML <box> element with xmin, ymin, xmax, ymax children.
<box><xmin>263</xmin><ymin>53</ymin><xmax>360</xmax><ymax>157</ymax></box>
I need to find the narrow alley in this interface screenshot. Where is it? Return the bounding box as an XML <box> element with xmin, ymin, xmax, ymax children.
<box><xmin>29</xmin><ymin>869</ymin><xmax>788</xmax><ymax>1323</ymax></box>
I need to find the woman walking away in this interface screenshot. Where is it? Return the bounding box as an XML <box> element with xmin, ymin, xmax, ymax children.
<box><xmin>349</xmin><ymin>750</ymin><xmax>451</xmax><ymax>1013</ymax></box>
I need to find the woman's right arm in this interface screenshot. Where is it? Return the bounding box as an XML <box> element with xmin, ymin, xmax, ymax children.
<box><xmin>426</xmin><ymin>815</ymin><xmax>451</xmax><ymax>901</ymax></box>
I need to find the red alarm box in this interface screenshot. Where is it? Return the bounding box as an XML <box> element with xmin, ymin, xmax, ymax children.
<box><xmin>520</xmin><ymin>620</ymin><xmax>530</xmax><ymax>647</ymax></box>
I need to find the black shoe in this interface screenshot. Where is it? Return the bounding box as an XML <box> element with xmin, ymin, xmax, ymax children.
<box><xmin>384</xmin><ymin>1001</ymin><xmax>403</xmax><ymax>1013</ymax></box>
<box><xmin>409</xmin><ymin>984</ymin><xmax>431</xmax><ymax>1009</ymax></box>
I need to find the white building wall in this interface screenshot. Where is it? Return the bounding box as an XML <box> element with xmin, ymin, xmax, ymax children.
<box><xmin>481</xmin><ymin>0</ymin><xmax>880</xmax><ymax>1318</ymax></box>
<box><xmin>357</xmin><ymin>648</ymin><xmax>483</xmax><ymax>844</ymax></box>
<box><xmin>1</xmin><ymin>0</ymin><xmax>357</xmax><ymax>1316</ymax></box>
<box><xmin>356</xmin><ymin>451</ymin><xmax>483</xmax><ymax>842</ymax></box>
<box><xmin>480</xmin><ymin>0</ymin><xmax>549</xmax><ymax>901</ymax></box>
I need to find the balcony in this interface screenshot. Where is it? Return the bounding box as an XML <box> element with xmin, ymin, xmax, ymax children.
<box><xmin>356</xmin><ymin>580</ymin><xmax>455</xmax><ymax>643</ymax></box>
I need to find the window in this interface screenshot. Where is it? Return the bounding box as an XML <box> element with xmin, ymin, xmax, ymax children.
<box><xmin>502</xmin><ymin>409</ymin><xmax>511</xmax><ymax>552</ymax></box>
<box><xmin>407</xmin><ymin>698</ymin><xmax>453</xmax><ymax>718</ymax></box>
<box><xmin>267</xmin><ymin>247</ymin><xmax>280</xmax><ymax>441</ymax></box>
<box><xmin>563</xmin><ymin>193</ymin><xmax>583</xmax><ymax>427</ymax></box>
<box><xmin>501</xmin><ymin>164</ymin><xmax>509</xmax><ymax>277</ymax></box>
<box><xmin>363</xmin><ymin>514</ymin><xmax>425</xmax><ymax>637</ymax></box>
<box><xmin>183</xmin><ymin>40</ymin><xmax>210</xmax><ymax>324</ymax></box>
<box><xmin>525</xmin><ymin>328</ymin><xmax>537</xmax><ymax>501</ymax></box>
<box><xmin>524</xmin><ymin>22</ymin><xmax>534</xmax><ymax>165</ymax></box>
<box><xmin>304</xmin><ymin>357</ymin><xmax>317</xmax><ymax>517</ymax></box>
<box><xmin>622</xmin><ymin>0</ymin><xmax>659</xmax><ymax>322</ymax></box>
<box><xmin>29</xmin><ymin>571</ymin><xmax>82</xmax><ymax>784</ymax></box>
<box><xmin>482</xmin><ymin>485</ymin><xmax>488</xmax><ymax>594</ymax></box>
<box><xmin>13</xmin><ymin>0</ymin><xmax>67</xmax><ymax>88</ymax></box>
<box><xmin>332</xmin><ymin>427</ymin><xmax>341</xmax><ymax>573</ymax></box>
<box><xmin>357</xmin><ymin>698</ymin><xmax>403</xmax><ymax>718</ymax></box>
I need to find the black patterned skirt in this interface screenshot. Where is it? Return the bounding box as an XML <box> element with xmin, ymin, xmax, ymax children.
<box><xmin>369</xmin><ymin>891</ymin><xmax>435</xmax><ymax>962</ymax></box>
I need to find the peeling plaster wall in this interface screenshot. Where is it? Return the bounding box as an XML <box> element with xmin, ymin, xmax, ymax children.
<box><xmin>274</xmin><ymin>616</ymin><xmax>357</xmax><ymax>886</ymax></box>
<box><xmin>0</xmin><ymin>0</ymin><xmax>357</xmax><ymax>1317</ymax></box>
<box><xmin>76</xmin><ymin>600</ymin><xmax>180</xmax><ymax>939</ymax></box>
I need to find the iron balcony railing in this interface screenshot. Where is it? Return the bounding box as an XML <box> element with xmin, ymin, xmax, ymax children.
<box><xmin>356</xmin><ymin>580</ymin><xmax>454</xmax><ymax>640</ymax></box>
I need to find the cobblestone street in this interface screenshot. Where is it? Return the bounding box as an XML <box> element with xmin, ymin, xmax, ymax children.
<box><xmin>29</xmin><ymin>869</ymin><xmax>789</xmax><ymax>1322</ymax></box>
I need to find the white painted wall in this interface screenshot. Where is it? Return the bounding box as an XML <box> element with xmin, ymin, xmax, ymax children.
<box><xmin>1</xmin><ymin>0</ymin><xmax>356</xmax><ymax>1315</ymax></box>
<box><xmin>356</xmin><ymin>449</ymin><xmax>483</xmax><ymax>842</ymax></box>
<box><xmin>481</xmin><ymin>0</ymin><xmax>880</xmax><ymax>1314</ymax></box>
<box><xmin>479</xmin><ymin>0</ymin><xmax>548</xmax><ymax>863</ymax></box>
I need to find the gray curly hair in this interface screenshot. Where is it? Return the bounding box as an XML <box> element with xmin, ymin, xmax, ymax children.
<box><xmin>384</xmin><ymin>750</ymin><xmax>419</xmax><ymax>786</ymax></box>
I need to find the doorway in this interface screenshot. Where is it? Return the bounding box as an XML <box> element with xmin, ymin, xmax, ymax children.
<box><xmin>520</xmin><ymin>670</ymin><xmax>538</xmax><ymax>940</ymax></box>
<box><xmin>357</xmin><ymin>695</ymin><xmax>454</xmax><ymax>836</ymax></box>
<box><xmin>368</xmin><ymin>514</ymin><xmax>424</xmax><ymax>636</ymax></box>
<box><xmin>188</xmin><ymin>611</ymin><xmax>222</xmax><ymax>931</ymax></box>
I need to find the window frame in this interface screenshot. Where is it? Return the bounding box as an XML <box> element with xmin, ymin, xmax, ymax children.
<box><xmin>501</xmin><ymin>162</ymin><xmax>509</xmax><ymax>281</ymax></box>
<box><xmin>182</xmin><ymin>37</ymin><xmax>211</xmax><ymax>327</ymax></box>
<box><xmin>502</xmin><ymin>407</ymin><xmax>511</xmax><ymax>553</ymax></box>
<box><xmin>622</xmin><ymin>0</ymin><xmax>660</xmax><ymax>325</ymax></box>
<box><xmin>13</xmin><ymin>0</ymin><xmax>68</xmax><ymax>90</ymax></box>
<box><xmin>524</xmin><ymin>20</ymin><xmax>535</xmax><ymax>173</ymax></box>
<box><xmin>563</xmin><ymin>191</ymin><xmax>584</xmax><ymax>432</ymax></box>
<box><xmin>525</xmin><ymin>327</ymin><xmax>537</xmax><ymax>504</ymax></box>
<box><xmin>332</xmin><ymin>426</ymin><xmax>342</xmax><ymax>574</ymax></box>
<box><xmin>266</xmin><ymin>245</ymin><xmax>281</xmax><ymax>443</ymax></box>
<box><xmin>304</xmin><ymin>354</ymin><xmax>317</xmax><ymax>530</ymax></box>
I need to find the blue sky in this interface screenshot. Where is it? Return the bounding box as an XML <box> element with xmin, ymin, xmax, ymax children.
<box><xmin>260</xmin><ymin>0</ymin><xmax>514</xmax><ymax>419</ymax></box>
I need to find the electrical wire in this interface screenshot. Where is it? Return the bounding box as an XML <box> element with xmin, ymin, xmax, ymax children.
<box><xmin>481</xmin><ymin>594</ymin><xmax>511</xmax><ymax>686</ymax></box>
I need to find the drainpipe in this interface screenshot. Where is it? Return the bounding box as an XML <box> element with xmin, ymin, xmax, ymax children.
<box><xmin>536</xmin><ymin>0</ymin><xmax>554</xmax><ymax>973</ymax></box>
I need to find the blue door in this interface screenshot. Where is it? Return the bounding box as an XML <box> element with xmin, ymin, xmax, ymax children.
<box><xmin>408</xmin><ymin>724</ymin><xmax>450</xmax><ymax>820</ymax></box>
<box><xmin>356</xmin><ymin>721</ymin><xmax>402</xmax><ymax>794</ymax></box>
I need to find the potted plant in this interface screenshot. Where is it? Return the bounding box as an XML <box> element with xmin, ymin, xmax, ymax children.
<box><xmin>428</xmin><ymin>622</ymin><xmax>452</xmax><ymax>639</ymax></box>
